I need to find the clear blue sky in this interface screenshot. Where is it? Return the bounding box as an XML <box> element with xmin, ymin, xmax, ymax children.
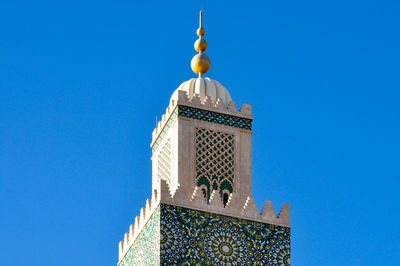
<box><xmin>1</xmin><ymin>0</ymin><xmax>399</xmax><ymax>265</ymax></box>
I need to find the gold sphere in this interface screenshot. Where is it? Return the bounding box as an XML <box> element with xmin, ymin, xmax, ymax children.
<box><xmin>196</xmin><ymin>27</ymin><xmax>205</xmax><ymax>37</ymax></box>
<box><xmin>191</xmin><ymin>53</ymin><xmax>211</xmax><ymax>75</ymax></box>
<box><xmin>194</xmin><ymin>38</ymin><xmax>207</xmax><ymax>52</ymax></box>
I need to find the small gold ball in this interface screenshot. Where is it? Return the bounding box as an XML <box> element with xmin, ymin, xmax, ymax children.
<box><xmin>191</xmin><ymin>53</ymin><xmax>211</xmax><ymax>75</ymax></box>
<box><xmin>196</xmin><ymin>27</ymin><xmax>205</xmax><ymax>37</ymax></box>
<box><xmin>194</xmin><ymin>38</ymin><xmax>207</xmax><ymax>52</ymax></box>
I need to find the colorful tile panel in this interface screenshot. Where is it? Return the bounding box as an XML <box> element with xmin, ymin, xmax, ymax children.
<box><xmin>160</xmin><ymin>204</ymin><xmax>290</xmax><ymax>266</ymax></box>
<box><xmin>178</xmin><ymin>105</ymin><xmax>253</xmax><ymax>131</ymax></box>
<box><xmin>119</xmin><ymin>204</ymin><xmax>290</xmax><ymax>265</ymax></box>
<box><xmin>119</xmin><ymin>208</ymin><xmax>160</xmax><ymax>266</ymax></box>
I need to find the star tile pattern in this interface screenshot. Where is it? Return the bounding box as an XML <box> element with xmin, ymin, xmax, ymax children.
<box><xmin>119</xmin><ymin>204</ymin><xmax>290</xmax><ymax>265</ymax></box>
<box><xmin>160</xmin><ymin>204</ymin><xmax>290</xmax><ymax>266</ymax></box>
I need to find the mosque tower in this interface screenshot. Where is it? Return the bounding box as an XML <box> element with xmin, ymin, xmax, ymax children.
<box><xmin>118</xmin><ymin>11</ymin><xmax>291</xmax><ymax>265</ymax></box>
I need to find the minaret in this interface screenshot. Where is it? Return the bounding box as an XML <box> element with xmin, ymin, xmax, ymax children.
<box><xmin>118</xmin><ymin>11</ymin><xmax>291</xmax><ymax>266</ymax></box>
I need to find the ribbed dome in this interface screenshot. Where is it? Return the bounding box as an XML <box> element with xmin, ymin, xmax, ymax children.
<box><xmin>171</xmin><ymin>77</ymin><xmax>232</xmax><ymax>107</ymax></box>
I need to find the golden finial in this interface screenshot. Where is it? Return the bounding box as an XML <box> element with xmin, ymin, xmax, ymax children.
<box><xmin>191</xmin><ymin>11</ymin><xmax>210</xmax><ymax>77</ymax></box>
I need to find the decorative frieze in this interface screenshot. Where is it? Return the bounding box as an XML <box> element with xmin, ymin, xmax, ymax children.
<box><xmin>152</xmin><ymin>105</ymin><xmax>252</xmax><ymax>154</ymax></box>
<box><xmin>178</xmin><ymin>105</ymin><xmax>252</xmax><ymax>131</ymax></box>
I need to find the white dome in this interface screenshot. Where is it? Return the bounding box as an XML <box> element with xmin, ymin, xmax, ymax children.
<box><xmin>171</xmin><ymin>77</ymin><xmax>232</xmax><ymax>107</ymax></box>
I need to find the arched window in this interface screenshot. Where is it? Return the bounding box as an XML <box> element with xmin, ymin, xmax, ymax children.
<box><xmin>199</xmin><ymin>184</ymin><xmax>208</xmax><ymax>200</ymax></box>
<box><xmin>202</xmin><ymin>188</ymin><xmax>207</xmax><ymax>198</ymax></box>
<box><xmin>223</xmin><ymin>192</ymin><xmax>229</xmax><ymax>207</ymax></box>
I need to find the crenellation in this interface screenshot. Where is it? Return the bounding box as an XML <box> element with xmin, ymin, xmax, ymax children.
<box><xmin>124</xmin><ymin>232</ymin><xmax>129</xmax><ymax>250</ymax></box>
<box><xmin>223</xmin><ymin>193</ymin><xmax>241</xmax><ymax>211</ymax></box>
<box><xmin>242</xmin><ymin>196</ymin><xmax>259</xmax><ymax>218</ymax></box>
<box><xmin>190</xmin><ymin>186</ymin><xmax>207</xmax><ymax>206</ymax></box>
<box><xmin>191</xmin><ymin>93</ymin><xmax>202</xmax><ymax>105</ymax></box>
<box><xmin>224</xmin><ymin>192</ymin><xmax>234</xmax><ymax>207</ymax></box>
<box><xmin>203</xmin><ymin>95</ymin><xmax>214</xmax><ymax>107</ymax></box>
<box><xmin>140</xmin><ymin>207</ymin><xmax>146</xmax><ymax>224</ymax></box>
<box><xmin>145</xmin><ymin>198</ymin><xmax>152</xmax><ymax>215</ymax></box>
<box><xmin>156</xmin><ymin>183</ymin><xmax>290</xmax><ymax>227</ymax></box>
<box><xmin>118</xmin><ymin>190</ymin><xmax>162</xmax><ymax>262</ymax></box>
<box><xmin>228</xmin><ymin>101</ymin><xmax>237</xmax><ymax>112</ymax></box>
<box><xmin>171</xmin><ymin>184</ymin><xmax>186</xmax><ymax>202</ymax></box>
<box><xmin>277</xmin><ymin>204</ymin><xmax>290</xmax><ymax>225</ymax></box>
<box><xmin>176</xmin><ymin>90</ymin><xmax>188</xmax><ymax>103</ymax></box>
<box><xmin>239</xmin><ymin>103</ymin><xmax>252</xmax><ymax>115</ymax></box>
<box><xmin>151</xmin><ymin>189</ymin><xmax>158</xmax><ymax>205</ymax></box>
<box><xmin>134</xmin><ymin>216</ymin><xmax>140</xmax><ymax>234</ymax></box>
<box><xmin>159</xmin><ymin>178</ymin><xmax>171</xmax><ymax>201</ymax></box>
<box><xmin>215</xmin><ymin>98</ymin><xmax>225</xmax><ymax>109</ymax></box>
<box><xmin>208</xmin><ymin>190</ymin><xmax>225</xmax><ymax>209</ymax></box>
<box><xmin>128</xmin><ymin>224</ymin><xmax>134</xmax><ymax>243</ymax></box>
<box><xmin>118</xmin><ymin>241</ymin><xmax>124</xmax><ymax>261</ymax></box>
<box><xmin>261</xmin><ymin>200</ymin><xmax>276</xmax><ymax>219</ymax></box>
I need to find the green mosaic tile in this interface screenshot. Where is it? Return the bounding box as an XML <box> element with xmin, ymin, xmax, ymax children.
<box><xmin>160</xmin><ymin>204</ymin><xmax>290</xmax><ymax>266</ymax></box>
<box><xmin>119</xmin><ymin>208</ymin><xmax>160</xmax><ymax>266</ymax></box>
<box><xmin>119</xmin><ymin>204</ymin><xmax>290</xmax><ymax>265</ymax></box>
<box><xmin>178</xmin><ymin>105</ymin><xmax>252</xmax><ymax>131</ymax></box>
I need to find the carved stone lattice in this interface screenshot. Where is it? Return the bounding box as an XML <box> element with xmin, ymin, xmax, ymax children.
<box><xmin>158</xmin><ymin>138</ymin><xmax>171</xmax><ymax>186</ymax></box>
<box><xmin>195</xmin><ymin>128</ymin><xmax>234</xmax><ymax>200</ymax></box>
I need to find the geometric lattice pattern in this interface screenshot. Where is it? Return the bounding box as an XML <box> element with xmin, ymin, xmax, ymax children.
<box><xmin>161</xmin><ymin>204</ymin><xmax>290</xmax><ymax>265</ymax></box>
<box><xmin>178</xmin><ymin>105</ymin><xmax>253</xmax><ymax>130</ymax></box>
<box><xmin>158</xmin><ymin>138</ymin><xmax>171</xmax><ymax>186</ymax></box>
<box><xmin>195</xmin><ymin>128</ymin><xmax>234</xmax><ymax>199</ymax></box>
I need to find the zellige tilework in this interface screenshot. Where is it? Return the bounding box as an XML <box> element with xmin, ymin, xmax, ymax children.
<box><xmin>119</xmin><ymin>208</ymin><xmax>160</xmax><ymax>266</ymax></box>
<box><xmin>178</xmin><ymin>105</ymin><xmax>252</xmax><ymax>131</ymax></box>
<box><xmin>160</xmin><ymin>204</ymin><xmax>290</xmax><ymax>266</ymax></box>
